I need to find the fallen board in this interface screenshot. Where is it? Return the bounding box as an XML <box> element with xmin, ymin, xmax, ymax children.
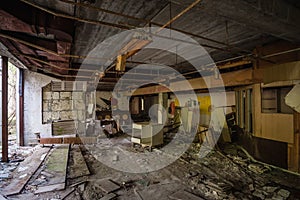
<box><xmin>137</xmin><ymin>182</ymin><xmax>184</xmax><ymax>200</ymax></box>
<box><xmin>169</xmin><ymin>190</ymin><xmax>205</xmax><ymax>200</ymax></box>
<box><xmin>34</xmin><ymin>144</ymin><xmax>70</xmax><ymax>193</ymax></box>
<box><xmin>4</xmin><ymin>193</ymin><xmax>40</xmax><ymax>200</ymax></box>
<box><xmin>99</xmin><ymin>193</ymin><xmax>117</xmax><ymax>200</ymax></box>
<box><xmin>95</xmin><ymin>179</ymin><xmax>120</xmax><ymax>194</ymax></box>
<box><xmin>68</xmin><ymin>145</ymin><xmax>90</xmax><ymax>179</ymax></box>
<box><xmin>60</xmin><ymin>187</ymin><xmax>75</xmax><ymax>200</ymax></box>
<box><xmin>40</xmin><ymin>137</ymin><xmax>97</xmax><ymax>144</ymax></box>
<box><xmin>1</xmin><ymin>146</ymin><xmax>51</xmax><ymax>196</ymax></box>
<box><xmin>34</xmin><ymin>183</ymin><xmax>65</xmax><ymax>194</ymax></box>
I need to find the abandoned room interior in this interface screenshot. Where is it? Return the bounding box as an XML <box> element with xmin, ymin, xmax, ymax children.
<box><xmin>0</xmin><ymin>0</ymin><xmax>300</xmax><ymax>199</ymax></box>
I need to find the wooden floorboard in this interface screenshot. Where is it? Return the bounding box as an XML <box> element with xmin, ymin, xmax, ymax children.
<box><xmin>34</xmin><ymin>144</ymin><xmax>70</xmax><ymax>193</ymax></box>
<box><xmin>68</xmin><ymin>145</ymin><xmax>90</xmax><ymax>179</ymax></box>
<box><xmin>1</xmin><ymin>146</ymin><xmax>51</xmax><ymax>196</ymax></box>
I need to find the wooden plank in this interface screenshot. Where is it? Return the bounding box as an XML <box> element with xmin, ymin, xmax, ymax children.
<box><xmin>40</xmin><ymin>137</ymin><xmax>96</xmax><ymax>144</ymax></box>
<box><xmin>169</xmin><ymin>190</ymin><xmax>205</xmax><ymax>200</ymax></box>
<box><xmin>38</xmin><ymin>145</ymin><xmax>69</xmax><ymax>187</ymax></box>
<box><xmin>4</xmin><ymin>193</ymin><xmax>39</xmax><ymax>200</ymax></box>
<box><xmin>40</xmin><ymin>137</ymin><xmax>63</xmax><ymax>144</ymax></box>
<box><xmin>68</xmin><ymin>146</ymin><xmax>90</xmax><ymax>179</ymax></box>
<box><xmin>99</xmin><ymin>193</ymin><xmax>117</xmax><ymax>200</ymax></box>
<box><xmin>2</xmin><ymin>146</ymin><xmax>51</xmax><ymax>196</ymax></box>
<box><xmin>263</xmin><ymin>61</ymin><xmax>300</xmax><ymax>84</ymax></box>
<box><xmin>60</xmin><ymin>188</ymin><xmax>75</xmax><ymax>200</ymax></box>
<box><xmin>52</xmin><ymin>121</ymin><xmax>77</xmax><ymax>136</ymax></box>
<box><xmin>260</xmin><ymin>113</ymin><xmax>294</xmax><ymax>143</ymax></box>
<box><xmin>130</xmin><ymin>68</ymin><xmax>262</xmax><ymax>96</ymax></box>
<box><xmin>95</xmin><ymin>179</ymin><xmax>120</xmax><ymax>194</ymax></box>
<box><xmin>34</xmin><ymin>183</ymin><xmax>65</xmax><ymax>194</ymax></box>
<box><xmin>253</xmin><ymin>84</ymin><xmax>262</xmax><ymax>137</ymax></box>
<box><xmin>63</xmin><ymin>137</ymin><xmax>82</xmax><ymax>144</ymax></box>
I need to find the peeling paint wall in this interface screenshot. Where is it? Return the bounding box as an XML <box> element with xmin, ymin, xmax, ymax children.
<box><xmin>24</xmin><ymin>70</ymin><xmax>58</xmax><ymax>145</ymax></box>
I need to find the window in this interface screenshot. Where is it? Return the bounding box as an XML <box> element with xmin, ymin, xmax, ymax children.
<box><xmin>262</xmin><ymin>87</ymin><xmax>293</xmax><ymax>114</ymax></box>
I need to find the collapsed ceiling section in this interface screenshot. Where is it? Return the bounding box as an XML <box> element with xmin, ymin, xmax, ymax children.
<box><xmin>0</xmin><ymin>0</ymin><xmax>300</xmax><ymax>90</ymax></box>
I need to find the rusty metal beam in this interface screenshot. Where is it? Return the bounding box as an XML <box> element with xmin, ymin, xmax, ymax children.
<box><xmin>157</xmin><ymin>0</ymin><xmax>202</xmax><ymax>32</ymax></box>
<box><xmin>2</xmin><ymin>56</ymin><xmax>8</xmax><ymax>162</ymax></box>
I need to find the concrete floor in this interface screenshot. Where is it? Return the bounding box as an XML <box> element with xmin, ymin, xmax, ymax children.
<box><xmin>1</xmin><ymin>135</ymin><xmax>300</xmax><ymax>200</ymax></box>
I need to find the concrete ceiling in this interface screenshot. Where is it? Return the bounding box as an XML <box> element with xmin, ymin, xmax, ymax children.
<box><xmin>0</xmin><ymin>0</ymin><xmax>300</xmax><ymax>90</ymax></box>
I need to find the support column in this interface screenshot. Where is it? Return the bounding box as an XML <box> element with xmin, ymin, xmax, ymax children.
<box><xmin>19</xmin><ymin>69</ymin><xmax>24</xmax><ymax>146</ymax></box>
<box><xmin>2</xmin><ymin>56</ymin><xmax>8</xmax><ymax>162</ymax></box>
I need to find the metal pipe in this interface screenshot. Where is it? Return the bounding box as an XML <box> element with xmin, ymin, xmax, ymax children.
<box><xmin>262</xmin><ymin>47</ymin><xmax>300</xmax><ymax>58</ymax></box>
<box><xmin>156</xmin><ymin>0</ymin><xmax>202</xmax><ymax>32</ymax></box>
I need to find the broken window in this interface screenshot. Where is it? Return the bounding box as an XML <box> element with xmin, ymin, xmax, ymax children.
<box><xmin>262</xmin><ymin>87</ymin><xmax>293</xmax><ymax>114</ymax></box>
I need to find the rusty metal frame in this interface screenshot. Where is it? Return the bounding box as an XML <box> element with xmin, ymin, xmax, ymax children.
<box><xmin>2</xmin><ymin>56</ymin><xmax>8</xmax><ymax>162</ymax></box>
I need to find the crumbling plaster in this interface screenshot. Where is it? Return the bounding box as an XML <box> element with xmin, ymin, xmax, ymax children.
<box><xmin>24</xmin><ymin>70</ymin><xmax>58</xmax><ymax>145</ymax></box>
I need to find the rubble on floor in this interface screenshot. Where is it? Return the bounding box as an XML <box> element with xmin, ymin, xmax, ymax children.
<box><xmin>0</xmin><ymin>137</ymin><xmax>299</xmax><ymax>200</ymax></box>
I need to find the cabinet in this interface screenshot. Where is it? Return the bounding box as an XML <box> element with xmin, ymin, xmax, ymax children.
<box><xmin>131</xmin><ymin>122</ymin><xmax>164</xmax><ymax>147</ymax></box>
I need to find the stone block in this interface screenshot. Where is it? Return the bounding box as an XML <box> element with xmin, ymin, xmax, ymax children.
<box><xmin>74</xmin><ymin>100</ymin><xmax>85</xmax><ymax>110</ymax></box>
<box><xmin>51</xmin><ymin>100</ymin><xmax>61</xmax><ymax>111</ymax></box>
<box><xmin>72</xmin><ymin>111</ymin><xmax>78</xmax><ymax>119</ymax></box>
<box><xmin>43</xmin><ymin>92</ymin><xmax>52</xmax><ymax>100</ymax></box>
<box><xmin>52</xmin><ymin>112</ymin><xmax>60</xmax><ymax>120</ymax></box>
<box><xmin>43</xmin><ymin>112</ymin><xmax>52</xmax><ymax>123</ymax></box>
<box><xmin>73</xmin><ymin>92</ymin><xmax>84</xmax><ymax>100</ymax></box>
<box><xmin>60</xmin><ymin>92</ymin><xmax>72</xmax><ymax>100</ymax></box>
<box><xmin>59</xmin><ymin>111</ymin><xmax>73</xmax><ymax>120</ymax></box>
<box><xmin>52</xmin><ymin>92</ymin><xmax>60</xmax><ymax>99</ymax></box>
<box><xmin>60</xmin><ymin>100</ymin><xmax>72</xmax><ymax>110</ymax></box>
<box><xmin>77</xmin><ymin>111</ymin><xmax>85</xmax><ymax>121</ymax></box>
<box><xmin>43</xmin><ymin>101</ymin><xmax>50</xmax><ymax>112</ymax></box>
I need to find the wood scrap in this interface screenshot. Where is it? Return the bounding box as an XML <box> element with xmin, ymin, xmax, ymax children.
<box><xmin>1</xmin><ymin>146</ymin><xmax>51</xmax><ymax>196</ymax></box>
<box><xmin>95</xmin><ymin>179</ymin><xmax>120</xmax><ymax>194</ymax></box>
<box><xmin>33</xmin><ymin>144</ymin><xmax>69</xmax><ymax>194</ymax></box>
<box><xmin>69</xmin><ymin>180</ymin><xmax>88</xmax><ymax>188</ymax></box>
<box><xmin>68</xmin><ymin>145</ymin><xmax>90</xmax><ymax>179</ymax></box>
<box><xmin>99</xmin><ymin>193</ymin><xmax>117</xmax><ymax>200</ymax></box>
<box><xmin>34</xmin><ymin>183</ymin><xmax>65</xmax><ymax>194</ymax></box>
<box><xmin>60</xmin><ymin>188</ymin><xmax>75</xmax><ymax>200</ymax></box>
<box><xmin>4</xmin><ymin>193</ymin><xmax>40</xmax><ymax>200</ymax></box>
<box><xmin>169</xmin><ymin>190</ymin><xmax>205</xmax><ymax>200</ymax></box>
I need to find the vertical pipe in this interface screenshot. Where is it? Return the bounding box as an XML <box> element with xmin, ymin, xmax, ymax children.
<box><xmin>19</xmin><ymin>69</ymin><xmax>24</xmax><ymax>146</ymax></box>
<box><xmin>2</xmin><ymin>56</ymin><xmax>8</xmax><ymax>162</ymax></box>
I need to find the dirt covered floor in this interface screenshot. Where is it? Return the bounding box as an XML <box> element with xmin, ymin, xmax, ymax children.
<box><xmin>1</xmin><ymin>135</ymin><xmax>300</xmax><ymax>200</ymax></box>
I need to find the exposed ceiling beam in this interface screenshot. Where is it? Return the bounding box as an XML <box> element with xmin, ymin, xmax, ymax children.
<box><xmin>128</xmin><ymin>68</ymin><xmax>263</xmax><ymax>96</ymax></box>
<box><xmin>205</xmin><ymin>0</ymin><xmax>300</xmax><ymax>42</ymax></box>
<box><xmin>19</xmin><ymin>0</ymin><xmax>132</xmax><ymax>30</ymax></box>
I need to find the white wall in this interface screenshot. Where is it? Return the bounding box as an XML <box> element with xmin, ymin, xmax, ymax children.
<box><xmin>24</xmin><ymin>70</ymin><xmax>58</xmax><ymax>145</ymax></box>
